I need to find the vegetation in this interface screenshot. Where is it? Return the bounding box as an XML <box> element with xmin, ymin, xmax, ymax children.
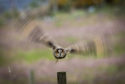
<box><xmin>14</xmin><ymin>49</ymin><xmax>54</xmax><ymax>63</ymax></box>
<box><xmin>0</xmin><ymin>0</ymin><xmax>125</xmax><ymax>84</ymax></box>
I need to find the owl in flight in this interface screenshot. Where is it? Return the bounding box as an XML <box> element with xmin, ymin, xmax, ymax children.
<box><xmin>26</xmin><ymin>26</ymin><xmax>96</xmax><ymax>60</ymax></box>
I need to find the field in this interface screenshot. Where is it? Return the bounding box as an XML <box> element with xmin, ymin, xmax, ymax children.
<box><xmin>0</xmin><ymin>9</ymin><xmax>125</xmax><ymax>84</ymax></box>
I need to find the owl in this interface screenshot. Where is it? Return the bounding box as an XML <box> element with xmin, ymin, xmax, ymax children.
<box><xmin>25</xmin><ymin>26</ymin><xmax>96</xmax><ymax>60</ymax></box>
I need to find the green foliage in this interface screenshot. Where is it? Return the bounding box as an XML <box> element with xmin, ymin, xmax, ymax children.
<box><xmin>114</xmin><ymin>43</ymin><xmax>125</xmax><ymax>55</ymax></box>
<box><xmin>12</xmin><ymin>9</ymin><xmax>19</xmax><ymax>18</ymax></box>
<box><xmin>54</xmin><ymin>10</ymin><xmax>85</xmax><ymax>19</ymax></box>
<box><xmin>15</xmin><ymin>49</ymin><xmax>54</xmax><ymax>63</ymax></box>
<box><xmin>29</xmin><ymin>1</ymin><xmax>39</xmax><ymax>8</ymax></box>
<box><xmin>3</xmin><ymin>11</ymin><xmax>12</xmax><ymax>19</ymax></box>
<box><xmin>0</xmin><ymin>78</ymin><xmax>28</xmax><ymax>84</ymax></box>
<box><xmin>113</xmin><ymin>32</ymin><xmax>125</xmax><ymax>55</ymax></box>
<box><xmin>98</xmin><ymin>64</ymin><xmax>125</xmax><ymax>75</ymax></box>
<box><xmin>3</xmin><ymin>9</ymin><xmax>19</xmax><ymax>19</ymax></box>
<box><xmin>0</xmin><ymin>18</ymin><xmax>5</xmax><ymax>27</ymax></box>
<box><xmin>0</xmin><ymin>49</ymin><xmax>9</xmax><ymax>66</ymax></box>
<box><xmin>0</xmin><ymin>51</ymin><xmax>5</xmax><ymax>66</ymax></box>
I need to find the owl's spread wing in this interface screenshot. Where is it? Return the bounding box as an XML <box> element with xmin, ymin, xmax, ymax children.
<box><xmin>65</xmin><ymin>41</ymin><xmax>96</xmax><ymax>55</ymax></box>
<box><xmin>28</xmin><ymin>26</ymin><xmax>57</xmax><ymax>49</ymax></box>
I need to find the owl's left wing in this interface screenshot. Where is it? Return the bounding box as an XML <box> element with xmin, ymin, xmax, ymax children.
<box><xmin>65</xmin><ymin>40</ymin><xmax>96</xmax><ymax>55</ymax></box>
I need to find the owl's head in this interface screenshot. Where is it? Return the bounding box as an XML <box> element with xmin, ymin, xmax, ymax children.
<box><xmin>53</xmin><ymin>48</ymin><xmax>67</xmax><ymax>59</ymax></box>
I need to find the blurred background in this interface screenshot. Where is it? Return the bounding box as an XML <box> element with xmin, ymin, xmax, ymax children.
<box><xmin>0</xmin><ymin>0</ymin><xmax>125</xmax><ymax>84</ymax></box>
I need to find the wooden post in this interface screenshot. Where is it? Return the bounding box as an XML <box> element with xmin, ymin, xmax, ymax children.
<box><xmin>29</xmin><ymin>70</ymin><xmax>35</xmax><ymax>84</ymax></box>
<box><xmin>57</xmin><ymin>72</ymin><xmax>67</xmax><ymax>84</ymax></box>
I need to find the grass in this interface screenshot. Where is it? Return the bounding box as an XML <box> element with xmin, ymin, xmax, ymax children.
<box><xmin>113</xmin><ymin>32</ymin><xmax>125</xmax><ymax>55</ymax></box>
<box><xmin>54</xmin><ymin>10</ymin><xmax>86</xmax><ymax>19</ymax></box>
<box><xmin>98</xmin><ymin>64</ymin><xmax>125</xmax><ymax>76</ymax></box>
<box><xmin>0</xmin><ymin>78</ymin><xmax>28</xmax><ymax>84</ymax></box>
<box><xmin>0</xmin><ymin>50</ymin><xmax>5</xmax><ymax>66</ymax></box>
<box><xmin>54</xmin><ymin>10</ymin><xmax>86</xmax><ymax>27</ymax></box>
<box><xmin>53</xmin><ymin>8</ymin><xmax>118</xmax><ymax>29</ymax></box>
<box><xmin>0</xmin><ymin>49</ymin><xmax>10</xmax><ymax>66</ymax></box>
<box><xmin>0</xmin><ymin>17</ymin><xmax>5</xmax><ymax>27</ymax></box>
<box><xmin>114</xmin><ymin>44</ymin><xmax>125</xmax><ymax>55</ymax></box>
<box><xmin>15</xmin><ymin>49</ymin><xmax>54</xmax><ymax>63</ymax></box>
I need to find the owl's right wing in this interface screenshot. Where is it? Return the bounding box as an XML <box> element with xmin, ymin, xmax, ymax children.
<box><xmin>26</xmin><ymin>26</ymin><xmax>58</xmax><ymax>49</ymax></box>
